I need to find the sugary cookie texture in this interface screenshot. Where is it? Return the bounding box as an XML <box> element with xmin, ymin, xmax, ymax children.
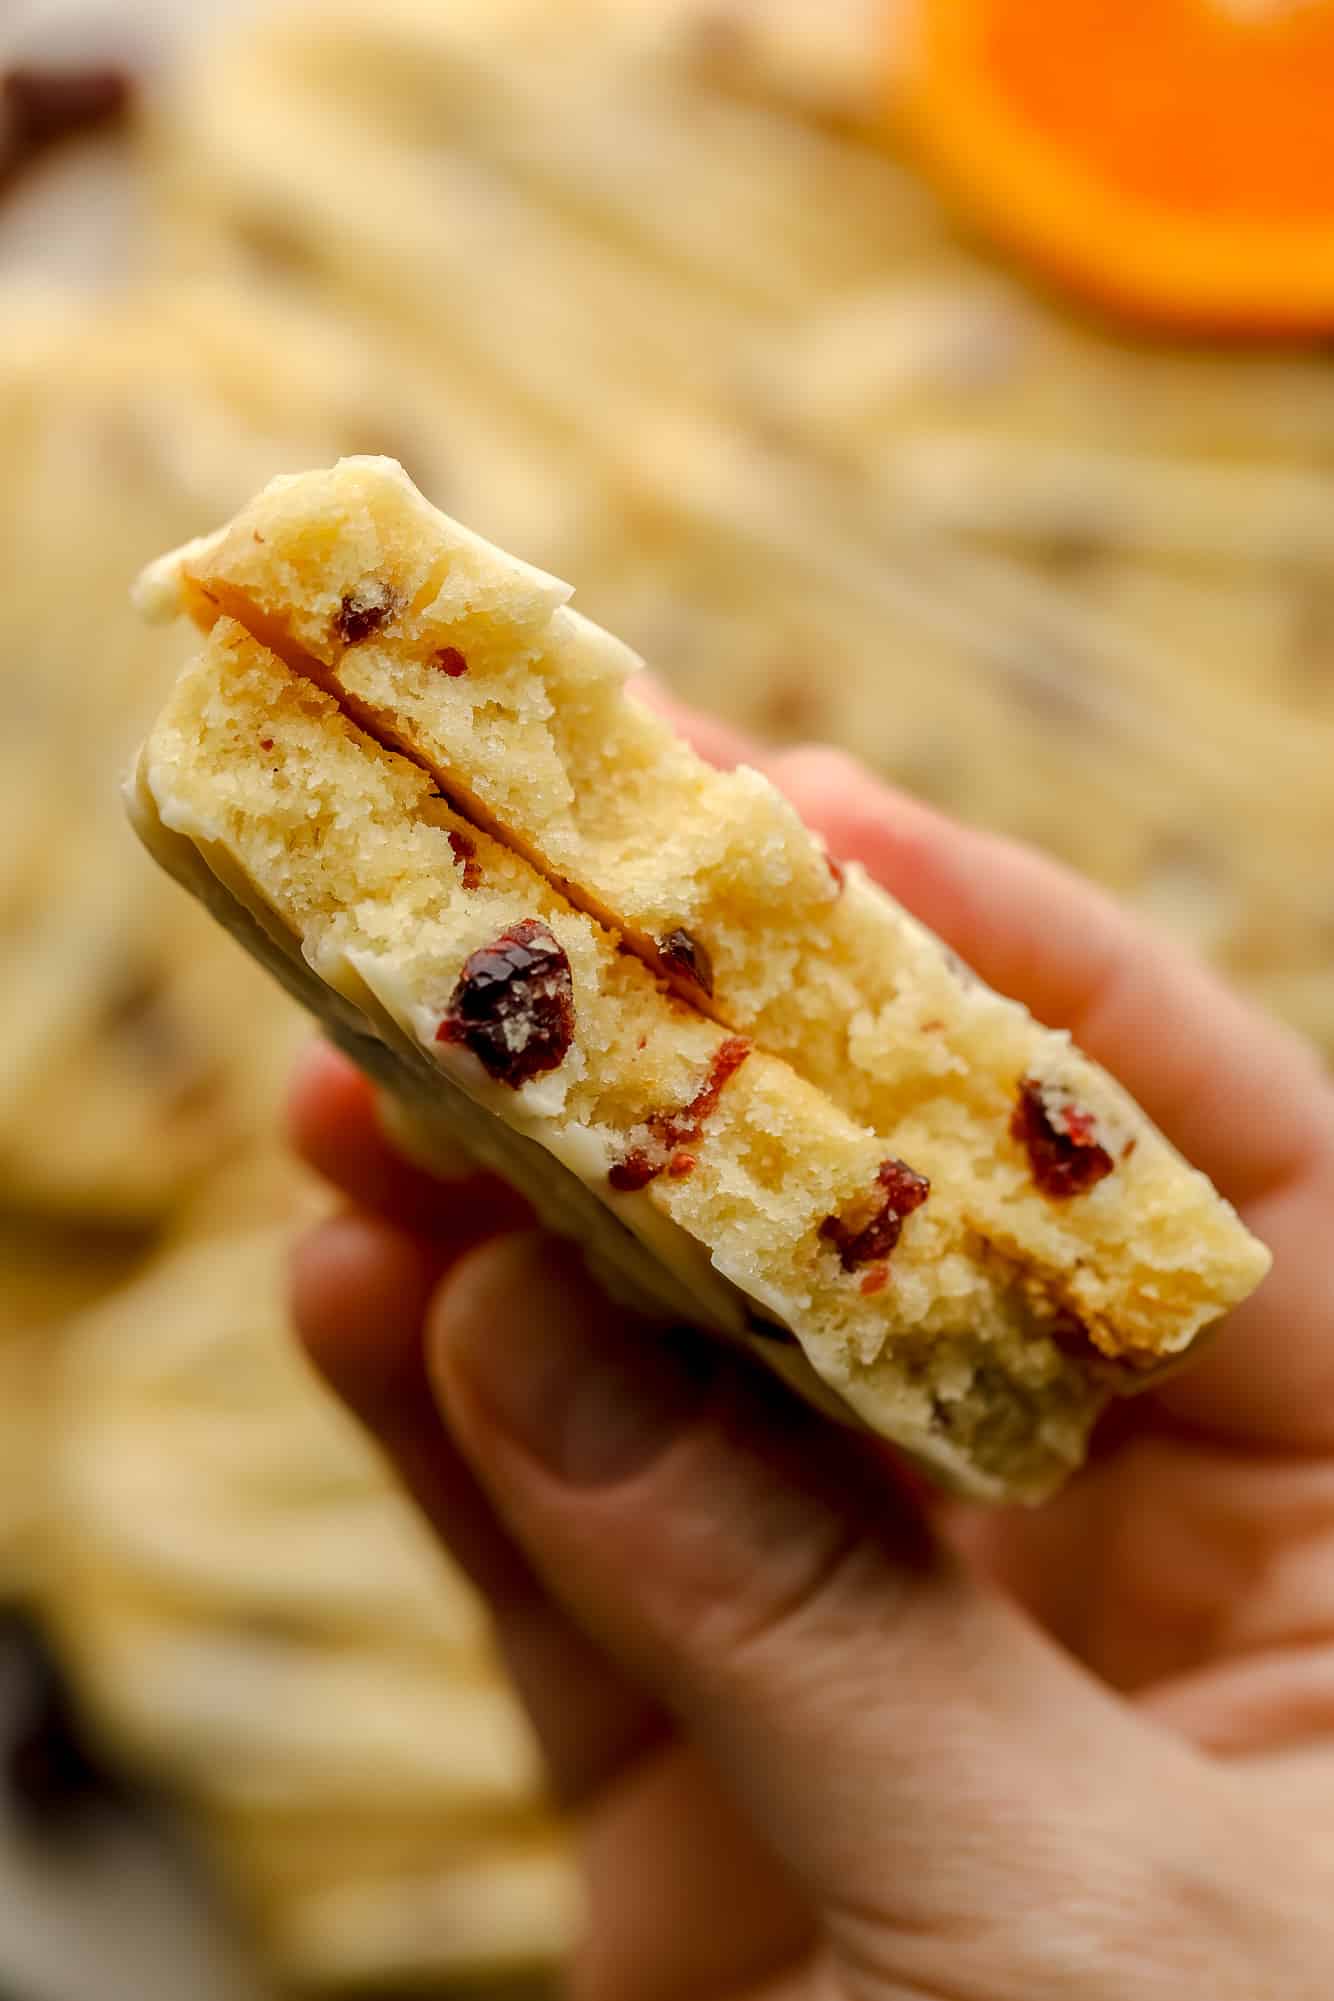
<box><xmin>132</xmin><ymin>460</ymin><xmax>1270</xmax><ymax>1501</ymax></box>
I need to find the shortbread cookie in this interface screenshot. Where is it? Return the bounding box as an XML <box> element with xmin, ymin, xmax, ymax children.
<box><xmin>0</xmin><ymin>1219</ymin><xmax>142</xmax><ymax>1598</ymax></box>
<box><xmin>206</xmin><ymin>1805</ymin><xmax>574</xmax><ymax>1994</ymax></box>
<box><xmin>133</xmin><ymin>547</ymin><xmax>1266</xmax><ymax>1497</ymax></box>
<box><xmin>0</xmin><ymin>282</ymin><xmax>463</xmax><ymax>1220</ymax></box>
<box><xmin>48</xmin><ymin>1224</ymin><xmax>576</xmax><ymax>1989</ymax></box>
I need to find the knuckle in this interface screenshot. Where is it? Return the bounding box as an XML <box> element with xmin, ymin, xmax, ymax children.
<box><xmin>685</xmin><ymin>1514</ymin><xmax>890</xmax><ymax>1694</ymax></box>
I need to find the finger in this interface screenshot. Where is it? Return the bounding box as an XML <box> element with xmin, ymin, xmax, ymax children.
<box><xmin>299</xmin><ymin>1215</ymin><xmax>804</xmax><ymax>1984</ymax></box>
<box><xmin>629</xmin><ymin>675</ymin><xmax>760</xmax><ymax>770</ymax></box>
<box><xmin>290</xmin><ymin>1212</ymin><xmax>666</xmax><ymax>1804</ymax></box>
<box><xmin>427</xmin><ymin>1233</ymin><xmax>1211</xmax><ymax>1941</ymax></box>
<box><xmin>288</xmin><ymin>1041</ymin><xmax>530</xmax><ymax>1237</ymax></box>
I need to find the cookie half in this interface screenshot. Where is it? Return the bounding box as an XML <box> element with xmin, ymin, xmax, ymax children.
<box><xmin>131</xmin><ymin>520</ymin><xmax>1268</xmax><ymax>1499</ymax></box>
<box><xmin>137</xmin><ymin>460</ymin><xmax>1269</xmax><ymax>1362</ymax></box>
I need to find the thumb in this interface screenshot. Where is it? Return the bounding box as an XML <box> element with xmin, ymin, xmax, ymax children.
<box><xmin>426</xmin><ymin>1234</ymin><xmax>1221</xmax><ymax>1954</ymax></box>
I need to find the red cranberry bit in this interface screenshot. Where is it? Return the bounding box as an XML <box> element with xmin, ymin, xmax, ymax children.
<box><xmin>654</xmin><ymin>1037</ymin><xmax>751</xmax><ymax>1151</ymax></box>
<box><xmin>433</xmin><ymin>645</ymin><xmax>469</xmax><ymax>677</ymax></box>
<box><xmin>825</xmin><ymin>853</ymin><xmax>846</xmax><ymax>892</ymax></box>
<box><xmin>334</xmin><ymin>583</ymin><xmax>396</xmax><ymax>645</ymax></box>
<box><xmin>259</xmin><ymin>737</ymin><xmax>275</xmax><ymax>752</ymax></box>
<box><xmin>608</xmin><ymin>1149</ymin><xmax>658</xmax><ymax>1193</ymax></box>
<box><xmin>609</xmin><ymin>1037</ymin><xmax>751</xmax><ymax>1190</ymax></box>
<box><xmin>1</xmin><ymin>67</ymin><xmax>131</xmax><ymax>194</ymax></box>
<box><xmin>860</xmin><ymin>1264</ymin><xmax>889</xmax><ymax>1297</ymax></box>
<box><xmin>1011</xmin><ymin>1078</ymin><xmax>1114</xmax><ymax>1199</ymax></box>
<box><xmin>821</xmin><ymin>1157</ymin><xmax>930</xmax><ymax>1273</ymax></box>
<box><xmin>447</xmin><ymin>828</ymin><xmax>483</xmax><ymax>891</ymax></box>
<box><xmin>436</xmin><ymin>919</ymin><xmax>575</xmax><ymax>1087</ymax></box>
<box><xmin>658</xmin><ymin>927</ymin><xmax>714</xmax><ymax>997</ymax></box>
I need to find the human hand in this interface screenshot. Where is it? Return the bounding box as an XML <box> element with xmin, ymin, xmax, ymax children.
<box><xmin>289</xmin><ymin>707</ymin><xmax>1334</xmax><ymax>1999</ymax></box>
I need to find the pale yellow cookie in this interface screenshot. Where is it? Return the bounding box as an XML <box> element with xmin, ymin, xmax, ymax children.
<box><xmin>132</xmin><ymin>500</ymin><xmax>1268</xmax><ymax>1498</ymax></box>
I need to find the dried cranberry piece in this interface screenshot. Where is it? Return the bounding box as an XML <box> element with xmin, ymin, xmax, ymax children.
<box><xmin>334</xmin><ymin>584</ymin><xmax>397</xmax><ymax>645</ymax></box>
<box><xmin>609</xmin><ymin>1037</ymin><xmax>751</xmax><ymax>1189</ymax></box>
<box><xmin>608</xmin><ymin>1149</ymin><xmax>657</xmax><ymax>1193</ymax></box>
<box><xmin>821</xmin><ymin>1158</ymin><xmax>930</xmax><ymax>1273</ymax></box>
<box><xmin>1011</xmin><ymin>1078</ymin><xmax>1114</xmax><ymax>1199</ymax></box>
<box><xmin>653</xmin><ymin>1037</ymin><xmax>750</xmax><ymax>1151</ymax></box>
<box><xmin>1</xmin><ymin>66</ymin><xmax>131</xmax><ymax>195</ymax></box>
<box><xmin>259</xmin><ymin>737</ymin><xmax>275</xmax><ymax>752</ymax></box>
<box><xmin>658</xmin><ymin>927</ymin><xmax>714</xmax><ymax>996</ymax></box>
<box><xmin>433</xmin><ymin>645</ymin><xmax>469</xmax><ymax>677</ymax></box>
<box><xmin>436</xmin><ymin>919</ymin><xmax>574</xmax><ymax>1087</ymax></box>
<box><xmin>825</xmin><ymin>853</ymin><xmax>846</xmax><ymax>892</ymax></box>
<box><xmin>447</xmin><ymin>828</ymin><xmax>482</xmax><ymax>891</ymax></box>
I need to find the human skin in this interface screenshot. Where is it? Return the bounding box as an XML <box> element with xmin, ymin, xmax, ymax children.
<box><xmin>288</xmin><ymin>704</ymin><xmax>1334</xmax><ymax>2000</ymax></box>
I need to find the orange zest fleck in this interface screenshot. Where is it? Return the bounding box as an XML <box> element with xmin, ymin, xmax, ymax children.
<box><xmin>901</xmin><ymin>0</ymin><xmax>1334</xmax><ymax>332</ymax></box>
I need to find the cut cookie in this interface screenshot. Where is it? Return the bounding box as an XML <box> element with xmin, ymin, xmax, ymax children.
<box><xmin>132</xmin><ymin>505</ymin><xmax>1268</xmax><ymax>1499</ymax></box>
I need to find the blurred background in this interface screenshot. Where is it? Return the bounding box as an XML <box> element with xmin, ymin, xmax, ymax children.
<box><xmin>2</xmin><ymin>0</ymin><xmax>1333</xmax><ymax>1992</ymax></box>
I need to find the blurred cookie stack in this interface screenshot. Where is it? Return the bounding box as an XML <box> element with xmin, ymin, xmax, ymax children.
<box><xmin>3</xmin><ymin>0</ymin><xmax>1333</xmax><ymax>1992</ymax></box>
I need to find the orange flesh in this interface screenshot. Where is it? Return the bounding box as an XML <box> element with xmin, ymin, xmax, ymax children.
<box><xmin>984</xmin><ymin>0</ymin><xmax>1334</xmax><ymax>223</ymax></box>
<box><xmin>904</xmin><ymin>0</ymin><xmax>1334</xmax><ymax>330</ymax></box>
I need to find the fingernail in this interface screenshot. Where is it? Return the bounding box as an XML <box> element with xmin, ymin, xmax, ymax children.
<box><xmin>432</xmin><ymin>1236</ymin><xmax>711</xmax><ymax>1486</ymax></box>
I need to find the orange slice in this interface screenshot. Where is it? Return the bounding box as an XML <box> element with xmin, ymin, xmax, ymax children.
<box><xmin>901</xmin><ymin>0</ymin><xmax>1334</xmax><ymax>332</ymax></box>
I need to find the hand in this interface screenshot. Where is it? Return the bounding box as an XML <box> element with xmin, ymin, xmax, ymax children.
<box><xmin>289</xmin><ymin>708</ymin><xmax>1334</xmax><ymax>2000</ymax></box>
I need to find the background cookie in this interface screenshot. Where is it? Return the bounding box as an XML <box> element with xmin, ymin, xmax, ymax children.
<box><xmin>0</xmin><ymin>282</ymin><xmax>446</xmax><ymax>1219</ymax></box>
<box><xmin>46</xmin><ymin>1221</ymin><xmax>576</xmax><ymax>1991</ymax></box>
